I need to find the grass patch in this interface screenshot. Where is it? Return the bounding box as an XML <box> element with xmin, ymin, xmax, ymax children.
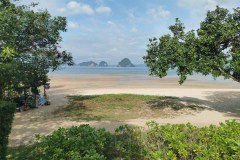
<box><xmin>54</xmin><ymin>94</ymin><xmax>205</xmax><ymax>121</ymax></box>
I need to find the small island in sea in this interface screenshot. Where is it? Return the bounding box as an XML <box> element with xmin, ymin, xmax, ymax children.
<box><xmin>78</xmin><ymin>58</ymin><xmax>135</xmax><ymax>67</ymax></box>
<box><xmin>79</xmin><ymin>61</ymin><xmax>98</xmax><ymax>67</ymax></box>
<box><xmin>117</xmin><ymin>58</ymin><xmax>135</xmax><ymax>67</ymax></box>
<box><xmin>99</xmin><ymin>61</ymin><xmax>108</xmax><ymax>67</ymax></box>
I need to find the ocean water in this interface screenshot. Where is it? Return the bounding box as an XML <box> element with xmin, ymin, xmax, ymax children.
<box><xmin>50</xmin><ymin>65</ymin><xmax>236</xmax><ymax>84</ymax></box>
<box><xmin>50</xmin><ymin>66</ymin><xmax>180</xmax><ymax>78</ymax></box>
<box><xmin>52</xmin><ymin>66</ymin><xmax>152</xmax><ymax>75</ymax></box>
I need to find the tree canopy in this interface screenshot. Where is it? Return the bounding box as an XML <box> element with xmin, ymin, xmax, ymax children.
<box><xmin>143</xmin><ymin>6</ymin><xmax>240</xmax><ymax>84</ymax></box>
<box><xmin>0</xmin><ymin>0</ymin><xmax>73</xmax><ymax>99</ymax></box>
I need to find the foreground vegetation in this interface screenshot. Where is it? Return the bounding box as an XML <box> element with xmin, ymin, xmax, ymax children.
<box><xmin>54</xmin><ymin>94</ymin><xmax>204</xmax><ymax>121</ymax></box>
<box><xmin>7</xmin><ymin>120</ymin><xmax>240</xmax><ymax>160</ymax></box>
<box><xmin>0</xmin><ymin>101</ymin><xmax>15</xmax><ymax>160</ymax></box>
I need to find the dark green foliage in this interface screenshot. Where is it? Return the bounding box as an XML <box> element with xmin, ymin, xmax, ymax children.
<box><xmin>145</xmin><ymin>121</ymin><xmax>240</xmax><ymax>159</ymax></box>
<box><xmin>114</xmin><ymin>125</ymin><xmax>145</xmax><ymax>160</ymax></box>
<box><xmin>31</xmin><ymin>125</ymin><xmax>113</xmax><ymax>160</ymax></box>
<box><xmin>144</xmin><ymin>6</ymin><xmax>240</xmax><ymax>84</ymax></box>
<box><xmin>0</xmin><ymin>1</ymin><xmax>73</xmax><ymax>99</ymax></box>
<box><xmin>17</xmin><ymin>121</ymin><xmax>240</xmax><ymax>160</ymax></box>
<box><xmin>6</xmin><ymin>145</ymin><xmax>34</xmax><ymax>160</ymax></box>
<box><xmin>0</xmin><ymin>101</ymin><xmax>15</xmax><ymax>160</ymax></box>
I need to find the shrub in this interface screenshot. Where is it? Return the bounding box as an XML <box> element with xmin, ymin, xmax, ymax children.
<box><xmin>113</xmin><ymin>125</ymin><xmax>145</xmax><ymax>160</ymax></box>
<box><xmin>0</xmin><ymin>101</ymin><xmax>16</xmax><ymax>160</ymax></box>
<box><xmin>26</xmin><ymin>121</ymin><xmax>240</xmax><ymax>160</ymax></box>
<box><xmin>145</xmin><ymin>121</ymin><xmax>240</xmax><ymax>159</ymax></box>
<box><xmin>31</xmin><ymin>125</ymin><xmax>113</xmax><ymax>160</ymax></box>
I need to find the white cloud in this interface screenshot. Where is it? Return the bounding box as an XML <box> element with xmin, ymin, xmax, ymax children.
<box><xmin>68</xmin><ymin>21</ymin><xmax>80</xmax><ymax>29</ymax></box>
<box><xmin>61</xmin><ymin>19</ymin><xmax>147</xmax><ymax>64</ymax></box>
<box><xmin>131</xmin><ymin>27</ymin><xmax>138</xmax><ymax>32</ymax></box>
<box><xmin>17</xmin><ymin>0</ymin><xmax>65</xmax><ymax>16</ymax></box>
<box><xmin>128</xmin><ymin>12</ymin><xmax>137</xmax><ymax>33</ymax></box>
<box><xmin>95</xmin><ymin>0</ymin><xmax>104</xmax><ymax>5</ymax></box>
<box><xmin>178</xmin><ymin>0</ymin><xmax>217</xmax><ymax>9</ymax></box>
<box><xmin>107</xmin><ymin>21</ymin><xmax>115</xmax><ymax>26</ymax></box>
<box><xmin>147</xmin><ymin>6</ymin><xmax>171</xmax><ymax>19</ymax></box>
<box><xmin>67</xmin><ymin>21</ymin><xmax>93</xmax><ymax>32</ymax></box>
<box><xmin>128</xmin><ymin>12</ymin><xmax>139</xmax><ymax>23</ymax></box>
<box><xmin>118</xmin><ymin>38</ymin><xmax>125</xmax><ymax>41</ymax></box>
<box><xmin>59</xmin><ymin>1</ymin><xmax>94</xmax><ymax>15</ymax></box>
<box><xmin>129</xmin><ymin>13</ymin><xmax>136</xmax><ymax>19</ymax></box>
<box><xmin>106</xmin><ymin>21</ymin><xmax>125</xmax><ymax>34</ymax></box>
<box><xmin>178</xmin><ymin>0</ymin><xmax>240</xmax><ymax>17</ymax></box>
<box><xmin>111</xmin><ymin>48</ymin><xmax>118</xmax><ymax>52</ymax></box>
<box><xmin>178</xmin><ymin>0</ymin><xmax>217</xmax><ymax>16</ymax></box>
<box><xmin>96</xmin><ymin>6</ymin><xmax>112</xmax><ymax>14</ymax></box>
<box><xmin>129</xmin><ymin>41</ymin><xmax>138</xmax><ymax>46</ymax></box>
<box><xmin>81</xmin><ymin>27</ymin><xmax>93</xmax><ymax>33</ymax></box>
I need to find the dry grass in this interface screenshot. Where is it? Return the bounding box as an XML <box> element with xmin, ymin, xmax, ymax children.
<box><xmin>53</xmin><ymin>94</ymin><xmax>205</xmax><ymax>121</ymax></box>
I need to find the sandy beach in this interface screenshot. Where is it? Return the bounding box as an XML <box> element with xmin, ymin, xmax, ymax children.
<box><xmin>9</xmin><ymin>74</ymin><xmax>240</xmax><ymax>146</ymax></box>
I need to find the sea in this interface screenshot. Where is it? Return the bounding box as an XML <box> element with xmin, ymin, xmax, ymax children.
<box><xmin>51</xmin><ymin>65</ymin><xmax>152</xmax><ymax>76</ymax></box>
<box><xmin>50</xmin><ymin>65</ymin><xmax>236</xmax><ymax>84</ymax></box>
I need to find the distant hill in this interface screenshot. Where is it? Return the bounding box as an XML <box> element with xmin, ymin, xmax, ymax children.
<box><xmin>117</xmin><ymin>58</ymin><xmax>135</xmax><ymax>67</ymax></box>
<box><xmin>99</xmin><ymin>61</ymin><xmax>108</xmax><ymax>67</ymax></box>
<box><xmin>79</xmin><ymin>61</ymin><xmax>97</xmax><ymax>67</ymax></box>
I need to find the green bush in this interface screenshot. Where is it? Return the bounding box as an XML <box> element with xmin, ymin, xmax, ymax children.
<box><xmin>31</xmin><ymin>125</ymin><xmax>113</xmax><ymax>160</ymax></box>
<box><xmin>114</xmin><ymin>125</ymin><xmax>145</xmax><ymax>160</ymax></box>
<box><xmin>0</xmin><ymin>101</ymin><xmax>16</xmax><ymax>160</ymax></box>
<box><xmin>27</xmin><ymin>121</ymin><xmax>240</xmax><ymax>160</ymax></box>
<box><xmin>145</xmin><ymin>121</ymin><xmax>240</xmax><ymax>160</ymax></box>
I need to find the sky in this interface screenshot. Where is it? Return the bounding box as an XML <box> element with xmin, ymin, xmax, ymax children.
<box><xmin>18</xmin><ymin>0</ymin><xmax>240</xmax><ymax>65</ymax></box>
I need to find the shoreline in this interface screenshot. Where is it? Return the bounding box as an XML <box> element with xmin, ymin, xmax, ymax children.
<box><xmin>49</xmin><ymin>74</ymin><xmax>240</xmax><ymax>90</ymax></box>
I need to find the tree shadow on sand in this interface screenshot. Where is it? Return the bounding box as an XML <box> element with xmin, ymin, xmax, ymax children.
<box><xmin>53</xmin><ymin>95</ymin><xmax>105</xmax><ymax>121</ymax></box>
<box><xmin>181</xmin><ymin>91</ymin><xmax>240</xmax><ymax>118</ymax></box>
<box><xmin>147</xmin><ymin>96</ymin><xmax>207</xmax><ymax>111</ymax></box>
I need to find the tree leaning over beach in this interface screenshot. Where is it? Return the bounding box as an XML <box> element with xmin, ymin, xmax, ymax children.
<box><xmin>0</xmin><ymin>0</ymin><xmax>74</xmax><ymax>99</ymax></box>
<box><xmin>143</xmin><ymin>6</ymin><xmax>240</xmax><ymax>84</ymax></box>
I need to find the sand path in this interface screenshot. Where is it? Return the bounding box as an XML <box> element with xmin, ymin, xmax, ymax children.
<box><xmin>9</xmin><ymin>76</ymin><xmax>240</xmax><ymax>147</ymax></box>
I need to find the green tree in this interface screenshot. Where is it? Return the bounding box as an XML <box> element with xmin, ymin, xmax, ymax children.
<box><xmin>0</xmin><ymin>54</ymin><xmax>51</xmax><ymax>97</ymax></box>
<box><xmin>0</xmin><ymin>0</ymin><xmax>73</xmax><ymax>99</ymax></box>
<box><xmin>143</xmin><ymin>6</ymin><xmax>240</xmax><ymax>84</ymax></box>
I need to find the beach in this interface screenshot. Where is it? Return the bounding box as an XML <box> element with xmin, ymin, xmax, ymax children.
<box><xmin>9</xmin><ymin>72</ymin><xmax>240</xmax><ymax>146</ymax></box>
